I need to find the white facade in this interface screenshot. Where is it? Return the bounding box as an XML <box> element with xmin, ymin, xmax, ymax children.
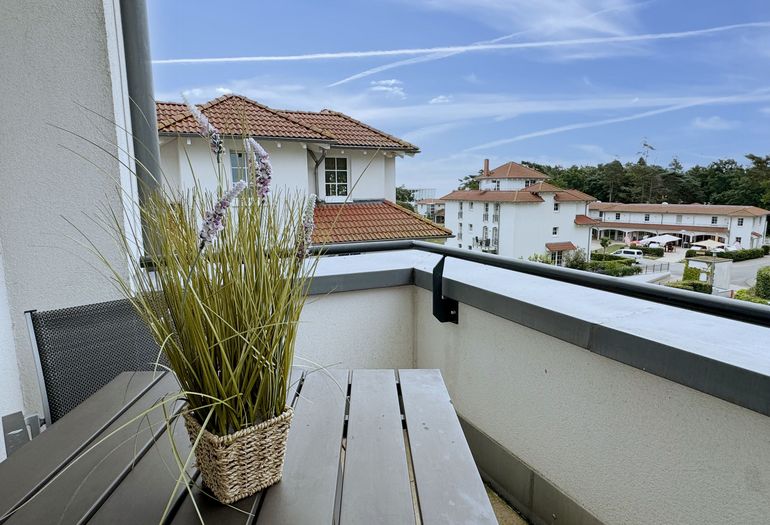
<box><xmin>415</xmin><ymin>200</ymin><xmax>445</xmax><ymax>223</ymax></box>
<box><xmin>159</xmin><ymin>137</ymin><xmax>398</xmax><ymax>203</ymax></box>
<box><xmin>444</xmin><ymin>196</ymin><xmax>593</xmax><ymax>261</ymax></box>
<box><xmin>589</xmin><ymin>205</ymin><xmax>769</xmax><ymax>248</ymax></box>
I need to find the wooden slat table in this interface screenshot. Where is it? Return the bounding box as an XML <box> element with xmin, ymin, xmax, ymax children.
<box><xmin>0</xmin><ymin>369</ymin><xmax>496</xmax><ymax>524</ymax></box>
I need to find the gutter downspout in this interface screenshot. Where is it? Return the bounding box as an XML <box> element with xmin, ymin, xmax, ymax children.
<box><xmin>120</xmin><ymin>0</ymin><xmax>161</xmax><ymax>252</ymax></box>
<box><xmin>308</xmin><ymin>149</ymin><xmax>326</xmax><ymax>197</ymax></box>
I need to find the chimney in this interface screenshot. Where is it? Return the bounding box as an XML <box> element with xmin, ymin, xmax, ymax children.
<box><xmin>483</xmin><ymin>158</ymin><xmax>489</xmax><ymax>177</ymax></box>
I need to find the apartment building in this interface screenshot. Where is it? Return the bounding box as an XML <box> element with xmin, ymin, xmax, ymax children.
<box><xmin>440</xmin><ymin>161</ymin><xmax>596</xmax><ymax>264</ymax></box>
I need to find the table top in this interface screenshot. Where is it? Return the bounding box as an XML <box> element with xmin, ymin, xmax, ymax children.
<box><xmin>0</xmin><ymin>369</ymin><xmax>496</xmax><ymax>524</ymax></box>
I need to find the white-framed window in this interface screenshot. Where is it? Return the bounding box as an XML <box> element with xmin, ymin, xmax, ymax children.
<box><xmin>615</xmin><ymin>213</ymin><xmax>621</xmax><ymax>220</ymax></box>
<box><xmin>598</xmin><ymin>211</ymin><xmax>603</xmax><ymax>219</ymax></box>
<box><xmin>553</xmin><ymin>203</ymin><xmax>560</xmax><ymax>212</ymax></box>
<box><xmin>524</xmin><ymin>178</ymin><xmax>538</xmax><ymax>186</ymax></box>
<box><xmin>644</xmin><ymin>213</ymin><xmax>650</xmax><ymax>222</ymax></box>
<box><xmin>736</xmin><ymin>236</ymin><xmax>742</xmax><ymax>243</ymax></box>
<box><xmin>469</xmin><ymin>202</ymin><xmax>474</xmax><ymax>211</ymax></box>
<box><xmin>711</xmin><ymin>216</ymin><xmax>718</xmax><ymax>225</ymax></box>
<box><xmin>469</xmin><ymin>224</ymin><xmax>473</xmax><ymax>231</ymax></box>
<box><xmin>482</xmin><ymin>226</ymin><xmax>488</xmax><ymax>240</ymax></box>
<box><xmin>458</xmin><ymin>222</ymin><xmax>462</xmax><ymax>230</ymax></box>
<box><xmin>492</xmin><ymin>226</ymin><xmax>498</xmax><ymax>244</ymax></box>
<box><xmin>229</xmin><ymin>150</ymin><xmax>247</xmax><ymax>183</ymax></box>
<box><xmin>484</xmin><ymin>203</ymin><xmax>489</xmax><ymax>213</ymax></box>
<box><xmin>324</xmin><ymin>157</ymin><xmax>349</xmax><ymax>198</ymax></box>
<box><xmin>550</xmin><ymin>251</ymin><xmax>564</xmax><ymax>266</ymax></box>
<box><xmin>738</xmin><ymin>218</ymin><xmax>744</xmax><ymax>226</ymax></box>
<box><xmin>552</xmin><ymin>226</ymin><xmax>558</xmax><ymax>236</ymax></box>
<box><xmin>458</xmin><ymin>243</ymin><xmax>462</xmax><ymax>248</ymax></box>
<box><xmin>493</xmin><ymin>180</ymin><xmax>500</xmax><ymax>190</ymax></box>
<box><xmin>459</xmin><ymin>202</ymin><xmax>463</xmax><ymax>211</ymax></box>
<box><xmin>676</xmin><ymin>215</ymin><xmax>682</xmax><ymax>224</ymax></box>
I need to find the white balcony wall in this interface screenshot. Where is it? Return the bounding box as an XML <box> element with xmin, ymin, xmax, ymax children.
<box><xmin>300</xmin><ymin>251</ymin><xmax>770</xmax><ymax>524</ymax></box>
<box><xmin>295</xmin><ymin>286</ymin><xmax>414</xmax><ymax>371</ymax></box>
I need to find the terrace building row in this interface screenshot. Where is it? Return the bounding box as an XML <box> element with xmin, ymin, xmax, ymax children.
<box><xmin>588</xmin><ymin>202</ymin><xmax>769</xmax><ymax>247</ymax></box>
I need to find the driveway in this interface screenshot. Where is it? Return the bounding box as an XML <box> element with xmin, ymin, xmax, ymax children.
<box><xmin>667</xmin><ymin>254</ymin><xmax>770</xmax><ymax>288</ymax></box>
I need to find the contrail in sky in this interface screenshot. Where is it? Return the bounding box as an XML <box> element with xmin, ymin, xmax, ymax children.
<box><xmin>153</xmin><ymin>22</ymin><xmax>770</xmax><ymax>65</ymax></box>
<box><xmin>326</xmin><ymin>1</ymin><xmax>648</xmax><ymax>87</ymax></box>
<box><xmin>464</xmin><ymin>89</ymin><xmax>770</xmax><ymax>151</ymax></box>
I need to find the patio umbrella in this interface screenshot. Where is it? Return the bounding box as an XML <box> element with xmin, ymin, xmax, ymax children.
<box><xmin>692</xmin><ymin>239</ymin><xmax>724</xmax><ymax>249</ymax></box>
<box><xmin>639</xmin><ymin>234</ymin><xmax>680</xmax><ymax>245</ymax></box>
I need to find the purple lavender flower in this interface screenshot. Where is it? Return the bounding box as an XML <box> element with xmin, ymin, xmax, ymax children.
<box><xmin>244</xmin><ymin>137</ymin><xmax>272</xmax><ymax>200</ymax></box>
<box><xmin>296</xmin><ymin>194</ymin><xmax>317</xmax><ymax>258</ymax></box>
<box><xmin>198</xmin><ymin>180</ymin><xmax>248</xmax><ymax>249</ymax></box>
<box><xmin>184</xmin><ymin>95</ymin><xmax>224</xmax><ymax>157</ymax></box>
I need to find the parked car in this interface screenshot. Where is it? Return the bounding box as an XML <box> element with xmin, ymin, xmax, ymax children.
<box><xmin>611</xmin><ymin>248</ymin><xmax>644</xmax><ymax>262</ymax></box>
<box><xmin>648</xmin><ymin>242</ymin><xmax>661</xmax><ymax>248</ymax></box>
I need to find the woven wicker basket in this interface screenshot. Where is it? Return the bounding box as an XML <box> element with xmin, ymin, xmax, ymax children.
<box><xmin>183</xmin><ymin>407</ymin><xmax>294</xmax><ymax>504</ymax></box>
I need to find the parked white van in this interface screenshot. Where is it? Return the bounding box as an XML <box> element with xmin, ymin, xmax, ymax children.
<box><xmin>611</xmin><ymin>248</ymin><xmax>644</xmax><ymax>262</ymax></box>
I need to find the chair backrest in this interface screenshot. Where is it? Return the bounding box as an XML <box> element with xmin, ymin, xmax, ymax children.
<box><xmin>25</xmin><ymin>298</ymin><xmax>167</xmax><ymax>424</ymax></box>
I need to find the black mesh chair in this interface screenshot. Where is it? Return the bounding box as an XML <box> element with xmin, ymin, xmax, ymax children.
<box><xmin>25</xmin><ymin>298</ymin><xmax>167</xmax><ymax>425</ymax></box>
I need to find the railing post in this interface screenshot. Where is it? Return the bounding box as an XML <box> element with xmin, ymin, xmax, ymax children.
<box><xmin>432</xmin><ymin>256</ymin><xmax>459</xmax><ymax>324</ymax></box>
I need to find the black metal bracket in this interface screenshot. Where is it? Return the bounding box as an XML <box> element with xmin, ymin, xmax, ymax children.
<box><xmin>432</xmin><ymin>256</ymin><xmax>459</xmax><ymax>324</ymax></box>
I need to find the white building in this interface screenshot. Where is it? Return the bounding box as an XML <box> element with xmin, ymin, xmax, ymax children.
<box><xmin>440</xmin><ymin>161</ymin><xmax>597</xmax><ymax>264</ymax></box>
<box><xmin>415</xmin><ymin>199</ymin><xmax>445</xmax><ymax>224</ymax></box>
<box><xmin>588</xmin><ymin>203</ymin><xmax>769</xmax><ymax>248</ymax></box>
<box><xmin>156</xmin><ymin>95</ymin><xmax>450</xmax><ymax>244</ymax></box>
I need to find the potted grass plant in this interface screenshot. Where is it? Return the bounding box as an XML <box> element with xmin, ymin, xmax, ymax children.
<box><xmin>103</xmin><ymin>101</ymin><xmax>319</xmax><ymax>504</ymax></box>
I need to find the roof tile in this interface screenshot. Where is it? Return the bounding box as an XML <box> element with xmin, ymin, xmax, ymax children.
<box><xmin>313</xmin><ymin>201</ymin><xmax>451</xmax><ymax>244</ymax></box>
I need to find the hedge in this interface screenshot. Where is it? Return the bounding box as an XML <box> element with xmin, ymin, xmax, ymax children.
<box><xmin>587</xmin><ymin>260</ymin><xmax>642</xmax><ymax>277</ymax></box>
<box><xmin>735</xmin><ymin>288</ymin><xmax>770</xmax><ymax>305</ymax></box>
<box><xmin>590</xmin><ymin>252</ymin><xmax>626</xmax><ymax>262</ymax></box>
<box><xmin>665</xmin><ymin>280</ymin><xmax>713</xmax><ymax>294</ymax></box>
<box><xmin>682</xmin><ymin>266</ymin><xmax>701</xmax><ymax>281</ymax></box>
<box><xmin>685</xmin><ymin>248</ymin><xmax>765</xmax><ymax>262</ymax></box>
<box><xmin>637</xmin><ymin>246</ymin><xmax>664</xmax><ymax>257</ymax></box>
<box><xmin>763</xmin><ymin>245</ymin><xmax>769</xmax><ymax>255</ymax></box>
<box><xmin>756</xmin><ymin>266</ymin><xmax>770</xmax><ymax>299</ymax></box>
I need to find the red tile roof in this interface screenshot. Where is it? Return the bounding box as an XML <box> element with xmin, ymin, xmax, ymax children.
<box><xmin>277</xmin><ymin>109</ymin><xmax>418</xmax><ymax>151</ymax></box>
<box><xmin>525</xmin><ymin>181</ymin><xmax>562</xmax><ymax>192</ymax></box>
<box><xmin>156</xmin><ymin>95</ymin><xmax>418</xmax><ymax>151</ymax></box>
<box><xmin>480</xmin><ymin>162</ymin><xmax>548</xmax><ymax>180</ymax></box>
<box><xmin>594</xmin><ymin>222</ymin><xmax>728</xmax><ymax>233</ymax></box>
<box><xmin>554</xmin><ymin>189</ymin><xmax>596</xmax><ymax>202</ymax></box>
<box><xmin>546</xmin><ymin>241</ymin><xmax>577</xmax><ymax>252</ymax></box>
<box><xmin>574</xmin><ymin>214</ymin><xmax>600</xmax><ymax>225</ymax></box>
<box><xmin>439</xmin><ymin>190</ymin><xmax>544</xmax><ymax>203</ymax></box>
<box><xmin>312</xmin><ymin>201</ymin><xmax>451</xmax><ymax>244</ymax></box>
<box><xmin>589</xmin><ymin>202</ymin><xmax>770</xmax><ymax>217</ymax></box>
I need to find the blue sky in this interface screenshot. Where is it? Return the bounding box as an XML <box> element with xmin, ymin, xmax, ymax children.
<box><xmin>148</xmin><ymin>0</ymin><xmax>770</xmax><ymax>196</ymax></box>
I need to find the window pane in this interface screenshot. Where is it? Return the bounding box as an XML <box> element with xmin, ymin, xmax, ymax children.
<box><xmin>337</xmin><ymin>158</ymin><xmax>347</xmax><ymax>170</ymax></box>
<box><xmin>325</xmin><ymin>171</ymin><xmax>336</xmax><ymax>183</ymax></box>
<box><xmin>325</xmin><ymin>158</ymin><xmax>335</xmax><ymax>169</ymax></box>
<box><xmin>326</xmin><ymin>184</ymin><xmax>336</xmax><ymax>196</ymax></box>
<box><xmin>338</xmin><ymin>185</ymin><xmax>348</xmax><ymax>196</ymax></box>
<box><xmin>338</xmin><ymin>172</ymin><xmax>347</xmax><ymax>183</ymax></box>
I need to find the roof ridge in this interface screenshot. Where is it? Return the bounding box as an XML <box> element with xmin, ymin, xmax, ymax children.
<box><xmin>319</xmin><ymin>109</ymin><xmax>419</xmax><ymax>152</ymax></box>
<box><xmin>383</xmin><ymin>200</ymin><xmax>452</xmax><ymax>234</ymax></box>
<box><xmin>156</xmin><ymin>94</ymin><xmax>337</xmax><ymax>140</ymax></box>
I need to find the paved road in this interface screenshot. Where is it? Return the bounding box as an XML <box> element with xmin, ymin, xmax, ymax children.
<box><xmin>667</xmin><ymin>255</ymin><xmax>770</xmax><ymax>288</ymax></box>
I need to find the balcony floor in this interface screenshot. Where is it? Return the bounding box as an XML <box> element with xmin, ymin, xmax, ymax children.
<box><xmin>486</xmin><ymin>486</ymin><xmax>528</xmax><ymax>524</ymax></box>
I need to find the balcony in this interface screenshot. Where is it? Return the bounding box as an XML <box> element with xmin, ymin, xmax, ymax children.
<box><xmin>483</xmin><ymin>213</ymin><xmax>489</xmax><ymax>222</ymax></box>
<box><xmin>297</xmin><ymin>241</ymin><xmax>770</xmax><ymax>525</ymax></box>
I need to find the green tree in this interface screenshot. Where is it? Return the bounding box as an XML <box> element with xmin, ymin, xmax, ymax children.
<box><xmin>395</xmin><ymin>185</ymin><xmax>415</xmax><ymax>212</ymax></box>
<box><xmin>600</xmin><ymin>237</ymin><xmax>612</xmax><ymax>254</ymax></box>
<box><xmin>457</xmin><ymin>170</ymin><xmax>481</xmax><ymax>190</ymax></box>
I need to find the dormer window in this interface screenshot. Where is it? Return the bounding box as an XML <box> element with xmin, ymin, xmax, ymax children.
<box><xmin>493</xmin><ymin>180</ymin><xmax>500</xmax><ymax>190</ymax></box>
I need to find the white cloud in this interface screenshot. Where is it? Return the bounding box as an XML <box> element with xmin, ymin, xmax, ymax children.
<box><xmin>691</xmin><ymin>116</ymin><xmax>738</xmax><ymax>130</ymax></box>
<box><xmin>369</xmin><ymin>79</ymin><xmax>406</xmax><ymax>99</ymax></box>
<box><xmin>463</xmin><ymin>73</ymin><xmax>481</xmax><ymax>84</ymax></box>
<box><xmin>429</xmin><ymin>95</ymin><xmax>452</xmax><ymax>104</ymax></box>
